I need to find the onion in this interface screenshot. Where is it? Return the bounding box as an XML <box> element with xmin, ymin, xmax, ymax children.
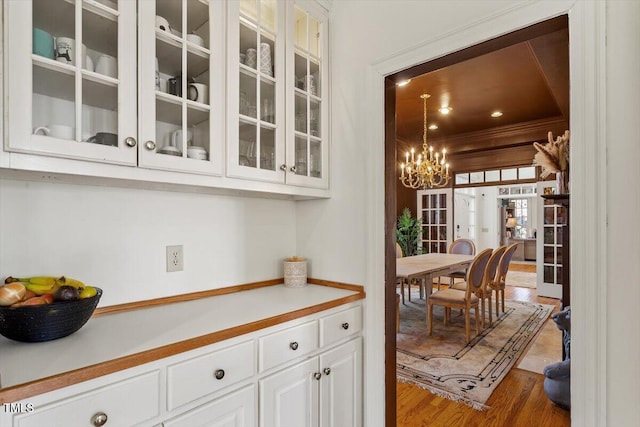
<box><xmin>0</xmin><ymin>282</ymin><xmax>27</xmax><ymax>306</ymax></box>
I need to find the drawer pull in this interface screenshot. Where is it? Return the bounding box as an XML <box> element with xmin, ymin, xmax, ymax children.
<box><xmin>289</xmin><ymin>341</ymin><xmax>299</xmax><ymax>351</ymax></box>
<box><xmin>342</xmin><ymin>322</ymin><xmax>350</xmax><ymax>330</ymax></box>
<box><xmin>314</xmin><ymin>372</ymin><xmax>322</xmax><ymax>380</ymax></box>
<box><xmin>323</xmin><ymin>367</ymin><xmax>331</xmax><ymax>376</ymax></box>
<box><xmin>91</xmin><ymin>412</ymin><xmax>108</xmax><ymax>426</ymax></box>
<box><xmin>214</xmin><ymin>369</ymin><xmax>225</xmax><ymax>380</ymax></box>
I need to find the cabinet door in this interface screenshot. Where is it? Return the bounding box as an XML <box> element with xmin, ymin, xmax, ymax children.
<box><xmin>260</xmin><ymin>357</ymin><xmax>319</xmax><ymax>427</ymax></box>
<box><xmin>319</xmin><ymin>338</ymin><xmax>362</xmax><ymax>427</ymax></box>
<box><xmin>285</xmin><ymin>1</ymin><xmax>329</xmax><ymax>188</ymax></box>
<box><xmin>227</xmin><ymin>0</ymin><xmax>285</xmax><ymax>183</ymax></box>
<box><xmin>6</xmin><ymin>0</ymin><xmax>137</xmax><ymax>165</ymax></box>
<box><xmin>137</xmin><ymin>0</ymin><xmax>224</xmax><ymax>175</ymax></box>
<box><xmin>162</xmin><ymin>385</ymin><xmax>256</xmax><ymax>427</ymax></box>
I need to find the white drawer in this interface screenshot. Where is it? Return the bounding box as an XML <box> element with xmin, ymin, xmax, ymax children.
<box><xmin>259</xmin><ymin>320</ymin><xmax>318</xmax><ymax>372</ymax></box>
<box><xmin>13</xmin><ymin>370</ymin><xmax>160</xmax><ymax>427</ymax></box>
<box><xmin>167</xmin><ymin>340</ymin><xmax>255</xmax><ymax>410</ymax></box>
<box><xmin>320</xmin><ymin>305</ymin><xmax>362</xmax><ymax>347</ymax></box>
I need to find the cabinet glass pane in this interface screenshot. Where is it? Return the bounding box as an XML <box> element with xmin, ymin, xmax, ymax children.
<box><xmin>259</xmin><ymin>35</ymin><xmax>274</xmax><ymax>77</ymax></box>
<box><xmin>187</xmin><ymin>109</ymin><xmax>210</xmax><ymax>162</ymax></box>
<box><xmin>294</xmin><ymin>7</ymin><xmax>307</xmax><ymax>49</ymax></box>
<box><xmin>260</xmin><ymin>80</ymin><xmax>275</xmax><ymax>123</ymax></box>
<box><xmin>187</xmin><ymin>0</ymin><xmax>209</xmax><ymax>49</ymax></box>
<box><xmin>240</xmin><ymin>23</ymin><xmax>258</xmax><ymax>70</ymax></box>
<box><xmin>310</xmin><ymin>140</ymin><xmax>321</xmax><ymax>178</ymax></box>
<box><xmin>310</xmin><ymin>99</ymin><xmax>320</xmax><ymax>137</ymax></box>
<box><xmin>295</xmin><ymin>94</ymin><xmax>307</xmax><ymax>132</ymax></box>
<box><xmin>239</xmin><ymin>74</ymin><xmax>257</xmax><ymax>118</ymax></box>
<box><xmin>156</xmin><ymin>99</ymin><xmax>182</xmax><ymax>157</ymax></box>
<box><xmin>82</xmin><ymin>79</ymin><xmax>117</xmax><ymax>146</ymax></box>
<box><xmin>239</xmin><ymin>122</ymin><xmax>257</xmax><ymax>168</ymax></box>
<box><xmin>157</xmin><ymin>0</ymin><xmax>182</xmax><ymax>35</ymax></box>
<box><xmin>32</xmin><ymin>66</ymin><xmax>76</xmax><ymax>140</ymax></box>
<box><xmin>294</xmin><ymin>136</ymin><xmax>308</xmax><ymax>176</ymax></box>
<box><xmin>260</xmin><ymin>0</ymin><xmax>277</xmax><ymax>33</ymax></box>
<box><xmin>240</xmin><ymin>0</ymin><xmax>258</xmax><ymax>21</ymax></box>
<box><xmin>308</xmin><ymin>16</ymin><xmax>321</xmax><ymax>58</ymax></box>
<box><xmin>260</xmin><ymin>127</ymin><xmax>275</xmax><ymax>171</ymax></box>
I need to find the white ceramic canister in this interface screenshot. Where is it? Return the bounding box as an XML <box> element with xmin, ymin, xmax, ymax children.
<box><xmin>283</xmin><ymin>257</ymin><xmax>307</xmax><ymax>288</ymax></box>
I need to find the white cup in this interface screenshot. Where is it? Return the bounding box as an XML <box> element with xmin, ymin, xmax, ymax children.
<box><xmin>188</xmin><ymin>83</ymin><xmax>208</xmax><ymax>104</ymax></box>
<box><xmin>186</xmin><ymin>34</ymin><xmax>204</xmax><ymax>47</ymax></box>
<box><xmin>84</xmin><ymin>55</ymin><xmax>94</xmax><ymax>72</ymax></box>
<box><xmin>159</xmin><ymin>77</ymin><xmax>167</xmax><ymax>93</ymax></box>
<box><xmin>55</xmin><ymin>37</ymin><xmax>75</xmax><ymax>65</ymax></box>
<box><xmin>96</xmin><ymin>54</ymin><xmax>117</xmax><ymax>78</ymax></box>
<box><xmin>34</xmin><ymin>124</ymin><xmax>75</xmax><ymax>140</ymax></box>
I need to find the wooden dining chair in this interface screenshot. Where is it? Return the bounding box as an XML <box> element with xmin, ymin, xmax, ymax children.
<box><xmin>490</xmin><ymin>242</ymin><xmax>519</xmax><ymax>316</ymax></box>
<box><xmin>438</xmin><ymin>238</ymin><xmax>476</xmax><ymax>288</ymax></box>
<box><xmin>428</xmin><ymin>248</ymin><xmax>493</xmax><ymax>342</ymax></box>
<box><xmin>451</xmin><ymin>245</ymin><xmax>506</xmax><ymax>327</ymax></box>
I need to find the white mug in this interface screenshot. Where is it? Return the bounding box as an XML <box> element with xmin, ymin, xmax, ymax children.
<box><xmin>188</xmin><ymin>83</ymin><xmax>208</xmax><ymax>104</ymax></box>
<box><xmin>84</xmin><ymin>55</ymin><xmax>94</xmax><ymax>72</ymax></box>
<box><xmin>155</xmin><ymin>16</ymin><xmax>171</xmax><ymax>32</ymax></box>
<box><xmin>55</xmin><ymin>37</ymin><xmax>75</xmax><ymax>65</ymax></box>
<box><xmin>34</xmin><ymin>124</ymin><xmax>75</xmax><ymax>140</ymax></box>
<box><xmin>96</xmin><ymin>54</ymin><xmax>117</xmax><ymax>78</ymax></box>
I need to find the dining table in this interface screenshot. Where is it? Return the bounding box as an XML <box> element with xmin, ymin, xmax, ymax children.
<box><xmin>396</xmin><ymin>252</ymin><xmax>475</xmax><ymax>318</ymax></box>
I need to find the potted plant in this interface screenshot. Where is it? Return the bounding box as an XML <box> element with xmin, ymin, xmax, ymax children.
<box><xmin>396</xmin><ymin>208</ymin><xmax>422</xmax><ymax>257</ymax></box>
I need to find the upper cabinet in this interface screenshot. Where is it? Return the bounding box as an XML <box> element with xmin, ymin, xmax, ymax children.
<box><xmin>227</xmin><ymin>0</ymin><xmax>329</xmax><ymax>189</ymax></box>
<box><xmin>137</xmin><ymin>0</ymin><xmax>225</xmax><ymax>176</ymax></box>
<box><xmin>3</xmin><ymin>0</ymin><xmax>330</xmax><ymax>197</ymax></box>
<box><xmin>5</xmin><ymin>0</ymin><xmax>138</xmax><ymax>165</ymax></box>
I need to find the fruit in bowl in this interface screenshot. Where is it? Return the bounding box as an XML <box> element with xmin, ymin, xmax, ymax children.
<box><xmin>0</xmin><ymin>276</ymin><xmax>102</xmax><ymax>342</ymax></box>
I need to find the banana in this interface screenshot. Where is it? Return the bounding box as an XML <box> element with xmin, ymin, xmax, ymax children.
<box><xmin>57</xmin><ymin>276</ymin><xmax>86</xmax><ymax>289</ymax></box>
<box><xmin>5</xmin><ymin>276</ymin><xmax>58</xmax><ymax>286</ymax></box>
<box><xmin>23</xmin><ymin>282</ymin><xmax>59</xmax><ymax>296</ymax></box>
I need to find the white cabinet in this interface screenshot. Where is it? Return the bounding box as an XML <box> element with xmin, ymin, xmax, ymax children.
<box><xmin>260</xmin><ymin>338</ymin><xmax>362</xmax><ymax>427</ymax></box>
<box><xmin>11</xmin><ymin>370</ymin><xmax>161</xmax><ymax>427</ymax></box>
<box><xmin>5</xmin><ymin>0</ymin><xmax>138</xmax><ymax>165</ymax></box>
<box><xmin>227</xmin><ymin>0</ymin><xmax>329</xmax><ymax>189</ymax></box>
<box><xmin>137</xmin><ymin>0</ymin><xmax>225</xmax><ymax>175</ymax></box>
<box><xmin>162</xmin><ymin>385</ymin><xmax>256</xmax><ymax>427</ymax></box>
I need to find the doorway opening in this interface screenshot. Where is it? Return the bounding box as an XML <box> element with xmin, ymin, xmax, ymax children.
<box><xmin>385</xmin><ymin>15</ymin><xmax>570</xmax><ymax>425</ymax></box>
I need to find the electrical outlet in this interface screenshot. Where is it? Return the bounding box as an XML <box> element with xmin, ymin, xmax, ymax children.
<box><xmin>166</xmin><ymin>245</ymin><xmax>184</xmax><ymax>272</ymax></box>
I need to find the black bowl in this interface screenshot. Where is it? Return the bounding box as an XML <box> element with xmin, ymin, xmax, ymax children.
<box><xmin>0</xmin><ymin>288</ymin><xmax>102</xmax><ymax>342</ymax></box>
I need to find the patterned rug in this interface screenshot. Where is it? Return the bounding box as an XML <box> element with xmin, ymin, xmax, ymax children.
<box><xmin>505</xmin><ymin>270</ymin><xmax>537</xmax><ymax>288</ymax></box>
<box><xmin>396</xmin><ymin>292</ymin><xmax>553</xmax><ymax>409</ymax></box>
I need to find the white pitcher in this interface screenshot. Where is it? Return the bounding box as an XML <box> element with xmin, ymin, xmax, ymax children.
<box><xmin>171</xmin><ymin>129</ymin><xmax>193</xmax><ymax>152</ymax></box>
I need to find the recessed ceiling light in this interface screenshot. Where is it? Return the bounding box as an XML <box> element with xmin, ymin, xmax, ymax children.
<box><xmin>396</xmin><ymin>79</ymin><xmax>411</xmax><ymax>87</ymax></box>
<box><xmin>491</xmin><ymin>111</ymin><xmax>503</xmax><ymax>118</ymax></box>
<box><xmin>428</xmin><ymin>124</ymin><xmax>438</xmax><ymax>130</ymax></box>
<box><xmin>438</xmin><ymin>106</ymin><xmax>452</xmax><ymax>115</ymax></box>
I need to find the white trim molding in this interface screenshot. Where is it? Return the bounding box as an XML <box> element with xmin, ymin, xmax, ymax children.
<box><xmin>364</xmin><ymin>1</ymin><xmax>606</xmax><ymax>425</ymax></box>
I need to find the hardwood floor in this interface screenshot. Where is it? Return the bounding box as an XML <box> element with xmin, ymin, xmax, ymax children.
<box><xmin>396</xmin><ymin>278</ymin><xmax>571</xmax><ymax>427</ymax></box>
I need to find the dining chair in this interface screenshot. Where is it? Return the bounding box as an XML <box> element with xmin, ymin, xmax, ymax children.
<box><xmin>491</xmin><ymin>242</ymin><xmax>519</xmax><ymax>316</ymax></box>
<box><xmin>438</xmin><ymin>238</ymin><xmax>476</xmax><ymax>288</ymax></box>
<box><xmin>451</xmin><ymin>245</ymin><xmax>506</xmax><ymax>327</ymax></box>
<box><xmin>428</xmin><ymin>248</ymin><xmax>493</xmax><ymax>342</ymax></box>
<box><xmin>396</xmin><ymin>242</ymin><xmax>413</xmax><ymax>304</ymax></box>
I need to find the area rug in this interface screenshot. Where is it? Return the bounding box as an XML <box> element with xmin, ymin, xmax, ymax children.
<box><xmin>396</xmin><ymin>293</ymin><xmax>553</xmax><ymax>409</ymax></box>
<box><xmin>505</xmin><ymin>270</ymin><xmax>537</xmax><ymax>288</ymax></box>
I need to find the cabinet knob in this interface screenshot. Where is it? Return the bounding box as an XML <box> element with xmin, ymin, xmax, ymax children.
<box><xmin>145</xmin><ymin>140</ymin><xmax>156</xmax><ymax>150</ymax></box>
<box><xmin>279</xmin><ymin>164</ymin><xmax>287</xmax><ymax>171</ymax></box>
<box><xmin>289</xmin><ymin>341</ymin><xmax>299</xmax><ymax>351</ymax></box>
<box><xmin>289</xmin><ymin>165</ymin><xmax>297</xmax><ymax>173</ymax></box>
<box><xmin>91</xmin><ymin>412</ymin><xmax>108</xmax><ymax>426</ymax></box>
<box><xmin>323</xmin><ymin>367</ymin><xmax>331</xmax><ymax>376</ymax></box>
<box><xmin>314</xmin><ymin>372</ymin><xmax>322</xmax><ymax>380</ymax></box>
<box><xmin>124</xmin><ymin>136</ymin><xmax>137</xmax><ymax>147</ymax></box>
<box><xmin>214</xmin><ymin>369</ymin><xmax>225</xmax><ymax>380</ymax></box>
<box><xmin>341</xmin><ymin>322</ymin><xmax>350</xmax><ymax>330</ymax></box>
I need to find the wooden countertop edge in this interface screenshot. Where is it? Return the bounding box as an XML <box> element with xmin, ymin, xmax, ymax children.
<box><xmin>0</xmin><ymin>279</ymin><xmax>365</xmax><ymax>403</ymax></box>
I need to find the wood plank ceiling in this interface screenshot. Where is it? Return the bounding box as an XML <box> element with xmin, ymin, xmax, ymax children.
<box><xmin>394</xmin><ymin>23</ymin><xmax>569</xmax><ymax>175</ymax></box>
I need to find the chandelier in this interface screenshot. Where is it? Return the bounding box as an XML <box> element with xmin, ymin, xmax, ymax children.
<box><xmin>399</xmin><ymin>94</ymin><xmax>450</xmax><ymax>189</ymax></box>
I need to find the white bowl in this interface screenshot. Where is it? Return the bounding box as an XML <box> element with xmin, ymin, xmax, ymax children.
<box><xmin>186</xmin><ymin>34</ymin><xmax>205</xmax><ymax>47</ymax></box>
<box><xmin>187</xmin><ymin>146</ymin><xmax>208</xmax><ymax>160</ymax></box>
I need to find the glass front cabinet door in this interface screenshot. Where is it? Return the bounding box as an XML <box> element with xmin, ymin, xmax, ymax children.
<box><xmin>5</xmin><ymin>0</ymin><xmax>137</xmax><ymax>165</ymax></box>
<box><xmin>137</xmin><ymin>0</ymin><xmax>224</xmax><ymax>175</ymax></box>
<box><xmin>227</xmin><ymin>0</ymin><xmax>328</xmax><ymax>189</ymax></box>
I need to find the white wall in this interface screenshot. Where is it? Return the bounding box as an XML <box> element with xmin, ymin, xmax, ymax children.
<box><xmin>0</xmin><ymin>178</ymin><xmax>296</xmax><ymax>306</ymax></box>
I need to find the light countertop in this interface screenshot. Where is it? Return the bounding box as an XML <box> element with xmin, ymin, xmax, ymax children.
<box><xmin>0</xmin><ymin>283</ymin><xmax>362</xmax><ymax>393</ymax></box>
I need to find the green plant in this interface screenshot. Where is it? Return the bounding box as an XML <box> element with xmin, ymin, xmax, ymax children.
<box><xmin>396</xmin><ymin>208</ymin><xmax>422</xmax><ymax>257</ymax></box>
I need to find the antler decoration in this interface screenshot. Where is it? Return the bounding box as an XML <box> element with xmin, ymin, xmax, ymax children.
<box><xmin>533</xmin><ymin>130</ymin><xmax>570</xmax><ymax>178</ymax></box>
